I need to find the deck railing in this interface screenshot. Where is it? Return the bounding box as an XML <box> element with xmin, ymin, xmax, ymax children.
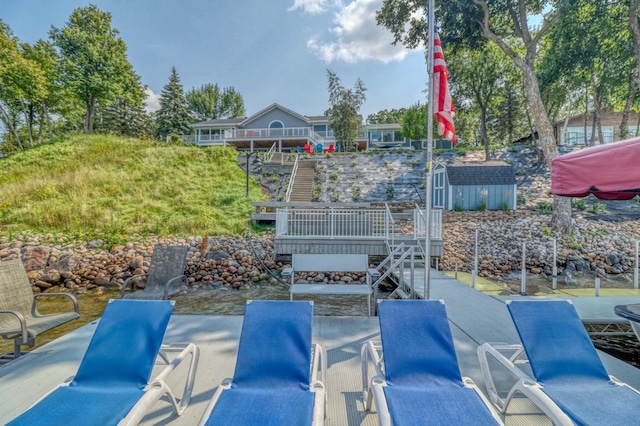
<box><xmin>413</xmin><ymin>207</ymin><xmax>443</xmax><ymax>240</ymax></box>
<box><xmin>189</xmin><ymin>127</ymin><xmax>369</xmax><ymax>146</ymax></box>
<box><xmin>275</xmin><ymin>208</ymin><xmax>391</xmax><ymax>239</ymax></box>
<box><xmin>284</xmin><ymin>156</ymin><xmax>300</xmax><ymax>202</ymax></box>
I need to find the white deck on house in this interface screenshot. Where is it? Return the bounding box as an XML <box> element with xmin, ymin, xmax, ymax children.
<box><xmin>0</xmin><ymin>275</ymin><xmax>638</xmax><ymax>425</ymax></box>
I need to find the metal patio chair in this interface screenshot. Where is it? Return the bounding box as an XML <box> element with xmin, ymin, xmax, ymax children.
<box><xmin>0</xmin><ymin>259</ymin><xmax>80</xmax><ymax>363</ymax></box>
<box><xmin>121</xmin><ymin>245</ymin><xmax>188</xmax><ymax>300</ymax></box>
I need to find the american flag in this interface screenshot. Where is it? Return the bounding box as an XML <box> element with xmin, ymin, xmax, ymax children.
<box><xmin>432</xmin><ymin>32</ymin><xmax>456</xmax><ymax>143</ymax></box>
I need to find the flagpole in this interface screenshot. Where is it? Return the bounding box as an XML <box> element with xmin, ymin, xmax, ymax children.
<box><xmin>424</xmin><ymin>0</ymin><xmax>434</xmax><ymax>300</ymax></box>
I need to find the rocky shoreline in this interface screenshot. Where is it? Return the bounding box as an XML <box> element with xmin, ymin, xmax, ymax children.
<box><xmin>1</xmin><ymin>209</ymin><xmax>639</xmax><ymax>294</ymax></box>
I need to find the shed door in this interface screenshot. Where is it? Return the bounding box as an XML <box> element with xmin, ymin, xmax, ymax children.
<box><xmin>433</xmin><ymin>169</ymin><xmax>445</xmax><ymax>209</ymax></box>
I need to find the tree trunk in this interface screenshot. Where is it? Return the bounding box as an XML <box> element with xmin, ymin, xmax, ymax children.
<box><xmin>0</xmin><ymin>103</ymin><xmax>24</xmax><ymax>151</ymax></box>
<box><xmin>480</xmin><ymin>108</ymin><xmax>490</xmax><ymax>161</ymax></box>
<box><xmin>630</xmin><ymin>0</ymin><xmax>640</xmax><ymax>92</ymax></box>
<box><xmin>44</xmin><ymin>104</ymin><xmax>53</xmax><ymax>140</ymax></box>
<box><xmin>619</xmin><ymin>75</ymin><xmax>635</xmax><ymax>139</ymax></box>
<box><xmin>85</xmin><ymin>97</ymin><xmax>96</xmax><ymax>134</ymax></box>
<box><xmin>520</xmin><ymin>65</ymin><xmax>572</xmax><ymax>234</ymax></box>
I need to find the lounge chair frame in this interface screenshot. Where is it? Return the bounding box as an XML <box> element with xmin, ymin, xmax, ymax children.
<box><xmin>361</xmin><ymin>300</ymin><xmax>503</xmax><ymax>426</ymax></box>
<box><xmin>198</xmin><ymin>300</ymin><xmax>327</xmax><ymax>426</ymax></box>
<box><xmin>478</xmin><ymin>300</ymin><xmax>640</xmax><ymax>426</ymax></box>
<box><xmin>7</xmin><ymin>299</ymin><xmax>199</xmax><ymax>426</ymax></box>
<box><xmin>0</xmin><ymin>259</ymin><xmax>80</xmax><ymax>362</ymax></box>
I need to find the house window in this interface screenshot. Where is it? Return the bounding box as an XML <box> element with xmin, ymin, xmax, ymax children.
<box><xmin>628</xmin><ymin>126</ymin><xmax>640</xmax><ymax>138</ymax></box>
<box><xmin>561</xmin><ymin>126</ymin><xmax>613</xmax><ymax>145</ymax></box>
<box><xmin>269</xmin><ymin>120</ymin><xmax>284</xmax><ymax>137</ymax></box>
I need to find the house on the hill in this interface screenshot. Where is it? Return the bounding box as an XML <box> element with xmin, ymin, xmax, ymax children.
<box><xmin>553</xmin><ymin>109</ymin><xmax>640</xmax><ymax>146</ymax></box>
<box><xmin>432</xmin><ymin>162</ymin><xmax>517</xmax><ymax>211</ymax></box>
<box><xmin>184</xmin><ymin>103</ymin><xmax>410</xmax><ymax>152</ymax></box>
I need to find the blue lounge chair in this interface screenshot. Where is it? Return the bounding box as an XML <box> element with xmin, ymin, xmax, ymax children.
<box><xmin>296</xmin><ymin>146</ymin><xmax>306</xmax><ymax>154</ymax></box>
<box><xmin>198</xmin><ymin>300</ymin><xmax>326</xmax><ymax>426</ymax></box>
<box><xmin>478</xmin><ymin>300</ymin><xmax>640</xmax><ymax>426</ymax></box>
<box><xmin>8</xmin><ymin>299</ymin><xmax>199</xmax><ymax>426</ymax></box>
<box><xmin>361</xmin><ymin>300</ymin><xmax>503</xmax><ymax>426</ymax></box>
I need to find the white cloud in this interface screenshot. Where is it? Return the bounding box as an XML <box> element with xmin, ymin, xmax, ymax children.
<box><xmin>144</xmin><ymin>88</ymin><xmax>161</xmax><ymax>112</ymax></box>
<box><xmin>306</xmin><ymin>0</ymin><xmax>417</xmax><ymax>63</ymax></box>
<box><xmin>288</xmin><ymin>0</ymin><xmax>331</xmax><ymax>14</ymax></box>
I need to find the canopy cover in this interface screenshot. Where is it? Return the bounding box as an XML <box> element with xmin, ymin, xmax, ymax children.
<box><xmin>551</xmin><ymin>137</ymin><xmax>640</xmax><ymax>200</ymax></box>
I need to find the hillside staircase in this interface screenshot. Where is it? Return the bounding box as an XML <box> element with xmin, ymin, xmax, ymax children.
<box><xmin>288</xmin><ymin>159</ymin><xmax>317</xmax><ymax>202</ymax></box>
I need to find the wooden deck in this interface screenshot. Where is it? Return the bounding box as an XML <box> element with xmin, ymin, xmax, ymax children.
<box><xmin>0</xmin><ymin>275</ymin><xmax>638</xmax><ymax>425</ymax></box>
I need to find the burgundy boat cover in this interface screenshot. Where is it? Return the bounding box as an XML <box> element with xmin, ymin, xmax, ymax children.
<box><xmin>551</xmin><ymin>137</ymin><xmax>640</xmax><ymax>200</ymax></box>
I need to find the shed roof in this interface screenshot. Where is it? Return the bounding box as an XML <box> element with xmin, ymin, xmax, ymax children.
<box><xmin>446</xmin><ymin>164</ymin><xmax>516</xmax><ymax>186</ymax></box>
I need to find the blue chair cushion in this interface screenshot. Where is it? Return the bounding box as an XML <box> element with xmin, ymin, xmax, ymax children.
<box><xmin>203</xmin><ymin>385</ymin><xmax>314</xmax><ymax>425</ymax></box>
<box><xmin>378</xmin><ymin>300</ymin><xmax>463</xmax><ymax>387</ymax></box>
<box><xmin>507</xmin><ymin>301</ymin><xmax>610</xmax><ymax>386</ymax></box>
<box><xmin>8</xmin><ymin>386</ymin><xmax>144</xmax><ymax>426</ymax></box>
<box><xmin>543</xmin><ymin>382</ymin><xmax>640</xmax><ymax>426</ymax></box>
<box><xmin>383</xmin><ymin>384</ymin><xmax>499</xmax><ymax>426</ymax></box>
<box><xmin>232</xmin><ymin>301</ymin><xmax>312</xmax><ymax>390</ymax></box>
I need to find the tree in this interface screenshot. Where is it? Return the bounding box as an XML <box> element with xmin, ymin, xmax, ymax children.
<box><xmin>0</xmin><ymin>22</ymin><xmax>48</xmax><ymax>151</ymax></box>
<box><xmin>155</xmin><ymin>67</ymin><xmax>193</xmax><ymax>139</ymax></box>
<box><xmin>325</xmin><ymin>69</ymin><xmax>367</xmax><ymax>152</ymax></box>
<box><xmin>448</xmin><ymin>43</ymin><xmax>504</xmax><ymax>160</ymax></box>
<box><xmin>50</xmin><ymin>5</ymin><xmax>133</xmax><ymax>134</ymax></box>
<box><xmin>400</xmin><ymin>103</ymin><xmax>428</xmax><ymax>141</ymax></box>
<box><xmin>94</xmin><ymin>64</ymin><xmax>151</xmax><ymax>138</ymax></box>
<box><xmin>367</xmin><ymin>108</ymin><xmax>406</xmax><ymax>124</ymax></box>
<box><xmin>377</xmin><ymin>0</ymin><xmax>575</xmax><ymax>234</ymax></box>
<box><xmin>186</xmin><ymin>83</ymin><xmax>246</xmax><ymax>120</ymax></box>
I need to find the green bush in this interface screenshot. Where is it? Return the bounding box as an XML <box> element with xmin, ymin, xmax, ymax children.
<box><xmin>536</xmin><ymin>201</ymin><xmax>553</xmax><ymax>215</ymax></box>
<box><xmin>386</xmin><ymin>186</ymin><xmax>394</xmax><ymax>199</ymax></box>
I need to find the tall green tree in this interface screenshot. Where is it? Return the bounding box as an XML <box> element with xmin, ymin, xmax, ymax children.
<box><xmin>50</xmin><ymin>5</ymin><xmax>134</xmax><ymax>134</ymax></box>
<box><xmin>400</xmin><ymin>102</ymin><xmax>428</xmax><ymax>141</ymax></box>
<box><xmin>367</xmin><ymin>108</ymin><xmax>406</xmax><ymax>124</ymax></box>
<box><xmin>94</xmin><ymin>64</ymin><xmax>151</xmax><ymax>138</ymax></box>
<box><xmin>0</xmin><ymin>22</ymin><xmax>48</xmax><ymax>151</ymax></box>
<box><xmin>448</xmin><ymin>43</ymin><xmax>504</xmax><ymax>160</ymax></box>
<box><xmin>155</xmin><ymin>67</ymin><xmax>193</xmax><ymax>139</ymax></box>
<box><xmin>325</xmin><ymin>69</ymin><xmax>367</xmax><ymax>152</ymax></box>
<box><xmin>377</xmin><ymin>0</ymin><xmax>575</xmax><ymax>234</ymax></box>
<box><xmin>186</xmin><ymin>83</ymin><xmax>245</xmax><ymax>120</ymax></box>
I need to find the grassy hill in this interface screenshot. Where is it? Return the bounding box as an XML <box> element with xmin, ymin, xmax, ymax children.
<box><xmin>0</xmin><ymin>134</ymin><xmax>265</xmax><ymax>241</ymax></box>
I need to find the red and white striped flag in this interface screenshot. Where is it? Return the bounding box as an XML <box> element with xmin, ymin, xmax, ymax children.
<box><xmin>432</xmin><ymin>32</ymin><xmax>456</xmax><ymax>143</ymax></box>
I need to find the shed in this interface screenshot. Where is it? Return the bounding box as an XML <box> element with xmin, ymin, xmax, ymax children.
<box><xmin>432</xmin><ymin>162</ymin><xmax>517</xmax><ymax>211</ymax></box>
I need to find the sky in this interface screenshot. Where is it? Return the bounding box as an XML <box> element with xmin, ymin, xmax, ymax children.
<box><xmin>2</xmin><ymin>0</ymin><xmax>428</xmax><ymax>120</ymax></box>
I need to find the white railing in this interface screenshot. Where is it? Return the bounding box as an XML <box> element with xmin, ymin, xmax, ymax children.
<box><xmin>275</xmin><ymin>208</ymin><xmax>391</xmax><ymax>239</ymax></box>
<box><xmin>263</xmin><ymin>142</ymin><xmax>277</xmax><ymax>163</ymax></box>
<box><xmin>284</xmin><ymin>156</ymin><xmax>300</xmax><ymax>202</ymax></box>
<box><xmin>413</xmin><ymin>207</ymin><xmax>443</xmax><ymax>240</ymax></box>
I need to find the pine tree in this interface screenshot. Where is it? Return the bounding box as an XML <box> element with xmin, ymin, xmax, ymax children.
<box><xmin>155</xmin><ymin>67</ymin><xmax>192</xmax><ymax>140</ymax></box>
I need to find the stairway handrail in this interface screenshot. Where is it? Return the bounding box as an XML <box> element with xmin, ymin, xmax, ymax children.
<box><xmin>284</xmin><ymin>155</ymin><xmax>300</xmax><ymax>202</ymax></box>
<box><xmin>263</xmin><ymin>142</ymin><xmax>277</xmax><ymax>163</ymax></box>
<box><xmin>372</xmin><ymin>245</ymin><xmax>416</xmax><ymax>303</ymax></box>
<box><xmin>384</xmin><ymin>203</ymin><xmax>395</xmax><ymax>247</ymax></box>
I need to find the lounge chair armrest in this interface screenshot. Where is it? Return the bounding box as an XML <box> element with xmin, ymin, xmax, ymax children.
<box><xmin>503</xmin><ymin>378</ymin><xmax>574</xmax><ymax>426</ymax></box>
<box><xmin>311</xmin><ymin>380</ymin><xmax>326</xmax><ymax>426</ymax></box>
<box><xmin>360</xmin><ymin>340</ymin><xmax>383</xmax><ymax>410</ymax></box>
<box><xmin>197</xmin><ymin>378</ymin><xmax>233</xmax><ymax>426</ymax></box>
<box><xmin>121</xmin><ymin>274</ymin><xmax>147</xmax><ymax>298</ymax></box>
<box><xmin>163</xmin><ymin>274</ymin><xmax>187</xmax><ymax>299</ymax></box>
<box><xmin>370</xmin><ymin>374</ymin><xmax>391</xmax><ymax>425</ymax></box>
<box><xmin>311</xmin><ymin>343</ymin><xmax>327</xmax><ymax>386</ymax></box>
<box><xmin>477</xmin><ymin>342</ymin><xmax>534</xmax><ymax>412</ymax></box>
<box><xmin>0</xmin><ymin>309</ymin><xmax>29</xmax><ymax>344</ymax></box>
<box><xmin>34</xmin><ymin>293</ymin><xmax>80</xmax><ymax>314</ymax></box>
<box><xmin>121</xmin><ymin>342</ymin><xmax>200</xmax><ymax>426</ymax></box>
<box><xmin>462</xmin><ymin>376</ymin><xmax>505</xmax><ymax>425</ymax></box>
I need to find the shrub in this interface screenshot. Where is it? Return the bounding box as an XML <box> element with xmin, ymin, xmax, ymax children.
<box><xmin>329</xmin><ymin>171</ymin><xmax>339</xmax><ymax>181</ymax></box>
<box><xmin>536</xmin><ymin>201</ymin><xmax>553</xmax><ymax>215</ymax></box>
<box><xmin>386</xmin><ymin>186</ymin><xmax>394</xmax><ymax>199</ymax></box>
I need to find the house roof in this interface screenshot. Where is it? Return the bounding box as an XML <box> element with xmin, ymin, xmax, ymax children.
<box><xmin>241</xmin><ymin>103</ymin><xmax>310</xmax><ymax>126</ymax></box>
<box><xmin>191</xmin><ymin>118</ymin><xmax>244</xmax><ymax>128</ymax></box>
<box><xmin>446</xmin><ymin>164</ymin><xmax>516</xmax><ymax>186</ymax></box>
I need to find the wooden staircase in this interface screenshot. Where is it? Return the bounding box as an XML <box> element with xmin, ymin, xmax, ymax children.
<box><xmin>288</xmin><ymin>160</ymin><xmax>317</xmax><ymax>202</ymax></box>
